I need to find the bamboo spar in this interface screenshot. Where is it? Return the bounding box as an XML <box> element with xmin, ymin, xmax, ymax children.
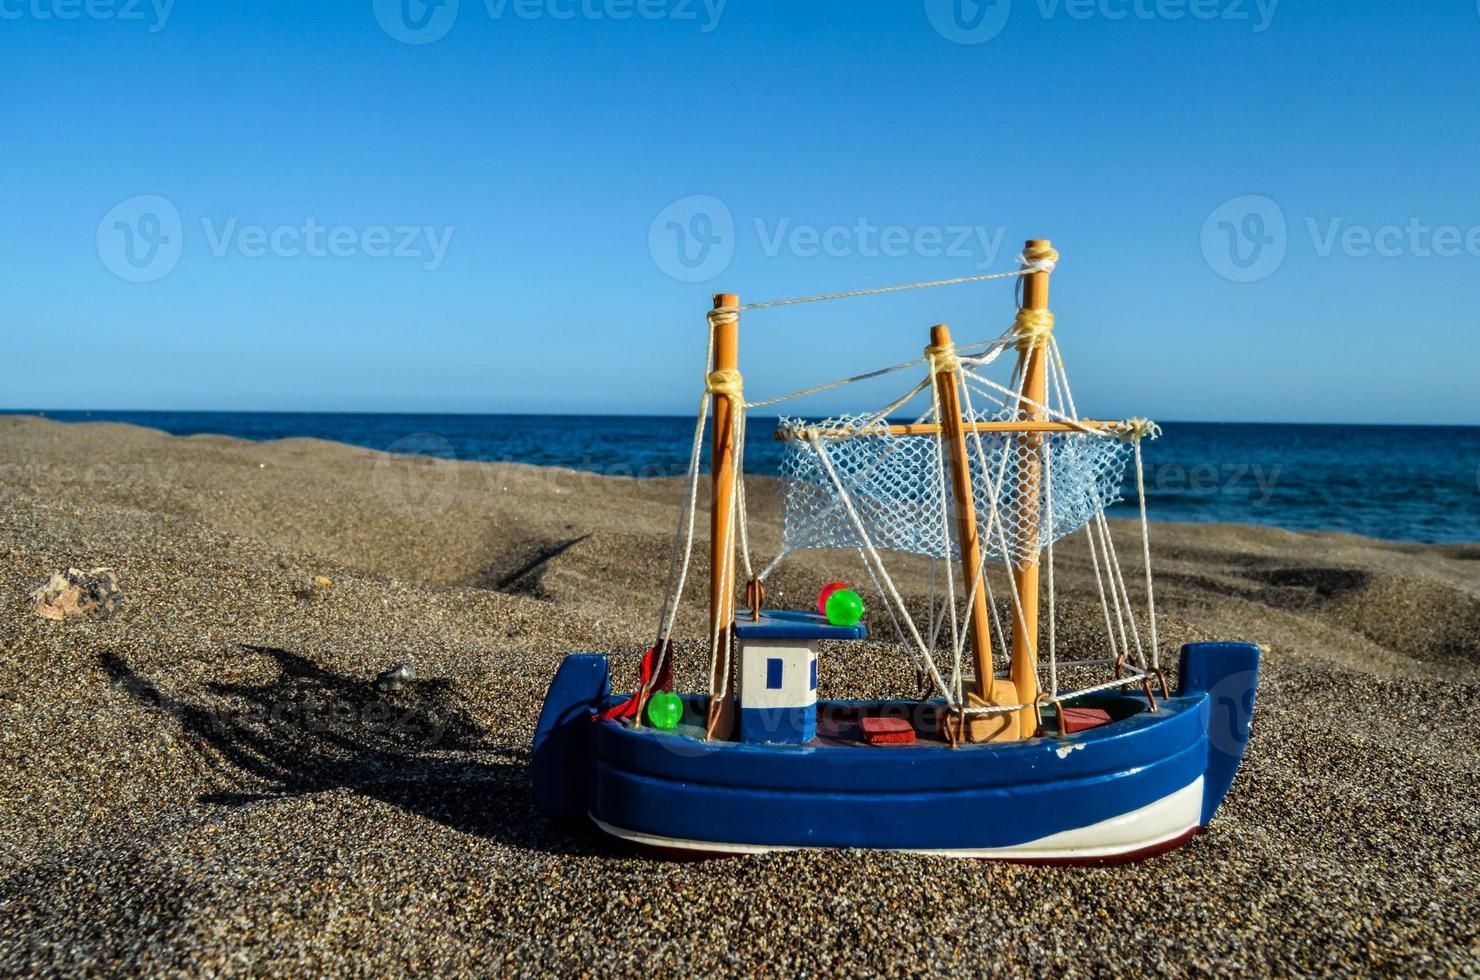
<box><xmin>1009</xmin><ymin>239</ymin><xmax>1055</xmax><ymax>736</ymax></box>
<box><xmin>773</xmin><ymin>420</ymin><xmax>1127</xmax><ymax>440</ymax></box>
<box><xmin>704</xmin><ymin>293</ymin><xmax>740</xmax><ymax>741</ymax></box>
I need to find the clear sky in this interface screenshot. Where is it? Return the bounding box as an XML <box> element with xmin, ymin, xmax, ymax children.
<box><xmin>3</xmin><ymin>0</ymin><xmax>1478</xmax><ymax>424</ymax></box>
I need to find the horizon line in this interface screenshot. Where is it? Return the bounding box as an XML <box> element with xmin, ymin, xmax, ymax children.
<box><xmin>4</xmin><ymin>408</ymin><xmax>1479</xmax><ymax>429</ymax></box>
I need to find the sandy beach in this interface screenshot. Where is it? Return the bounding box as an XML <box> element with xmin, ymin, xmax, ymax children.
<box><xmin>0</xmin><ymin>413</ymin><xmax>1476</xmax><ymax>976</ymax></box>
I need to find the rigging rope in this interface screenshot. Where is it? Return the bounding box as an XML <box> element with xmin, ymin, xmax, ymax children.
<box><xmin>743</xmin><ymin>336</ymin><xmax>1011</xmax><ymax>411</ymax></box>
<box><xmin>740</xmin><ymin>268</ymin><xmax>1032</xmax><ymax>312</ymax></box>
<box><xmin>1134</xmin><ymin>438</ymin><xmax>1161</xmax><ymax>669</ymax></box>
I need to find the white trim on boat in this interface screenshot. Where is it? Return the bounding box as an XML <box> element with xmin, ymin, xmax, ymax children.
<box><xmin>592</xmin><ymin>777</ymin><xmax>1204</xmax><ymax>860</ymax></box>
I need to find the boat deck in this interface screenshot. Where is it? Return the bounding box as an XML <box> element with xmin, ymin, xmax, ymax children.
<box><xmin>656</xmin><ymin>697</ymin><xmax>1134</xmax><ymax>749</ymax></box>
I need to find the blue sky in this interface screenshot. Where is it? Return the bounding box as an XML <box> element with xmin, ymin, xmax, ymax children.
<box><xmin>2</xmin><ymin>0</ymin><xmax>1478</xmax><ymax>423</ymax></box>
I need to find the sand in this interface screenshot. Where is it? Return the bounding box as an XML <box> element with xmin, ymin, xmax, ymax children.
<box><xmin>0</xmin><ymin>414</ymin><xmax>1476</xmax><ymax>976</ymax></box>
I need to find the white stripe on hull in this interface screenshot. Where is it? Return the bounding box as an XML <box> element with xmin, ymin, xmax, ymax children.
<box><xmin>594</xmin><ymin>776</ymin><xmax>1204</xmax><ymax>860</ymax></box>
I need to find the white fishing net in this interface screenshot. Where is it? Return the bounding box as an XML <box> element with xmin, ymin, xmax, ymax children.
<box><xmin>778</xmin><ymin>409</ymin><xmax>1130</xmax><ymax>566</ymax></box>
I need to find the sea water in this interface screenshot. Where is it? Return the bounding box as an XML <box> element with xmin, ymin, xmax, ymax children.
<box><xmin>9</xmin><ymin>411</ymin><xmax>1478</xmax><ymax>545</ymax></box>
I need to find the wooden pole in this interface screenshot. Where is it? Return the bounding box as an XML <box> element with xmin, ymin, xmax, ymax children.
<box><xmin>1009</xmin><ymin>240</ymin><xmax>1054</xmax><ymax>735</ymax></box>
<box><xmin>704</xmin><ymin>292</ymin><xmax>740</xmax><ymax>741</ymax></box>
<box><xmin>931</xmin><ymin>325</ymin><xmax>1018</xmax><ymax>744</ymax></box>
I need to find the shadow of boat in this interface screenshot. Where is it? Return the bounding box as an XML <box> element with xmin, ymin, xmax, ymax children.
<box><xmin>99</xmin><ymin>645</ymin><xmax>603</xmax><ymax>857</ymax></box>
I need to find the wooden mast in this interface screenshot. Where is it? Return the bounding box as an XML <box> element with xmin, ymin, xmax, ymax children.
<box><xmin>932</xmin><ymin>324</ymin><xmax>1021</xmax><ymax>744</ymax></box>
<box><xmin>705</xmin><ymin>292</ymin><xmax>740</xmax><ymax>740</ymax></box>
<box><xmin>1009</xmin><ymin>239</ymin><xmax>1055</xmax><ymax>735</ymax></box>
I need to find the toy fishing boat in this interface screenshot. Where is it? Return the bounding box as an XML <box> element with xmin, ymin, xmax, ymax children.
<box><xmin>532</xmin><ymin>241</ymin><xmax>1260</xmax><ymax>862</ymax></box>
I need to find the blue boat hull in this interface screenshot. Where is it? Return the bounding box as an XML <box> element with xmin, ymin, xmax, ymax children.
<box><xmin>532</xmin><ymin>642</ymin><xmax>1259</xmax><ymax>861</ymax></box>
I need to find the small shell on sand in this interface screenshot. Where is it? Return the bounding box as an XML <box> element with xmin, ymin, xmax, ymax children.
<box><xmin>375</xmin><ymin>662</ymin><xmax>417</xmax><ymax>692</ymax></box>
<box><xmin>29</xmin><ymin>567</ymin><xmax>120</xmax><ymax>621</ymax></box>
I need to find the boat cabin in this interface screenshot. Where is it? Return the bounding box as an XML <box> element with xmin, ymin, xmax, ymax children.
<box><xmin>733</xmin><ymin>610</ymin><xmax>867</xmax><ymax>744</ymax></box>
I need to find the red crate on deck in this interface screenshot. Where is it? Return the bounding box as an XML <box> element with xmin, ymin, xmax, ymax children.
<box><xmin>860</xmin><ymin>716</ymin><xmax>915</xmax><ymax>746</ymax></box>
<box><xmin>1059</xmin><ymin>707</ymin><xmax>1113</xmax><ymax>734</ymax></box>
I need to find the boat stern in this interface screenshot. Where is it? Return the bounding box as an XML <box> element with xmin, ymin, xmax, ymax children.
<box><xmin>1177</xmin><ymin>641</ymin><xmax>1261</xmax><ymax>825</ymax></box>
<box><xmin>531</xmin><ymin>653</ymin><xmax>610</xmax><ymax>820</ymax></box>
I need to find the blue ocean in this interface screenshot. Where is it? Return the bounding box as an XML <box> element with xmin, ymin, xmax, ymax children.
<box><xmin>9</xmin><ymin>411</ymin><xmax>1479</xmax><ymax>545</ymax></box>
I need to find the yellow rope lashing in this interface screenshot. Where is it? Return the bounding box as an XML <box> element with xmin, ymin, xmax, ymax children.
<box><xmin>706</xmin><ymin>306</ymin><xmax>744</xmax><ymax>400</ymax></box>
<box><xmin>1119</xmin><ymin>417</ymin><xmax>1161</xmax><ymax>442</ymax></box>
<box><xmin>924</xmin><ymin>341</ymin><xmax>960</xmax><ymax>375</ymax></box>
<box><xmin>1011</xmin><ymin>308</ymin><xmax>1055</xmax><ymax>351</ymax></box>
<box><xmin>1022</xmin><ymin>242</ymin><xmax>1060</xmax><ymax>268</ymax></box>
<box><xmin>706</xmin><ymin>368</ymin><xmax>744</xmax><ymax>400</ymax></box>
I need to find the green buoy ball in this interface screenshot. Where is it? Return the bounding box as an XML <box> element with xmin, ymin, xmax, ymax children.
<box><xmin>825</xmin><ymin>588</ymin><xmax>865</xmax><ymax>627</ymax></box>
<box><xmin>817</xmin><ymin>581</ymin><xmax>849</xmax><ymax>616</ymax></box>
<box><xmin>646</xmin><ymin>691</ymin><xmax>683</xmax><ymax>730</ymax></box>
